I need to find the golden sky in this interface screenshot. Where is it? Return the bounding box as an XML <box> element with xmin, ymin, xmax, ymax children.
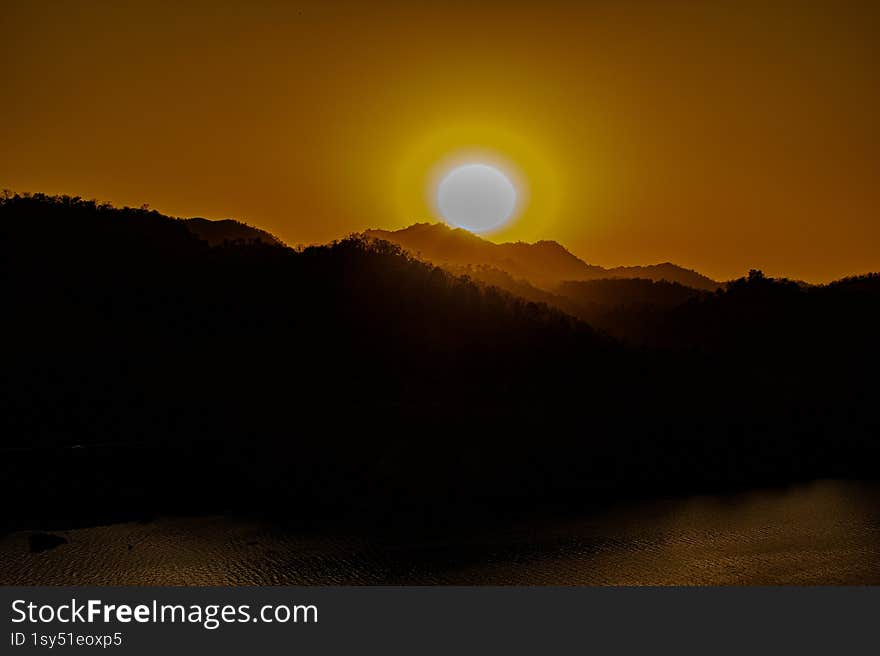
<box><xmin>2</xmin><ymin>0</ymin><xmax>877</xmax><ymax>282</ymax></box>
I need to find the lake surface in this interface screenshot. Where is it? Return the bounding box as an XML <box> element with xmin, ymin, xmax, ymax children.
<box><xmin>3</xmin><ymin>480</ymin><xmax>880</xmax><ymax>585</ymax></box>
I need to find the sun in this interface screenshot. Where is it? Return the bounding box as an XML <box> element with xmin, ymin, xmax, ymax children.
<box><xmin>436</xmin><ymin>163</ymin><xmax>517</xmax><ymax>234</ymax></box>
<box><xmin>392</xmin><ymin>122</ymin><xmax>564</xmax><ymax>243</ymax></box>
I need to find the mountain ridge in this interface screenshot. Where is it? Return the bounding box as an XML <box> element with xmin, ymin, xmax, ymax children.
<box><xmin>3</xmin><ymin>192</ymin><xmax>879</xmax><ymax>529</ymax></box>
<box><xmin>364</xmin><ymin>222</ymin><xmax>721</xmax><ymax>291</ymax></box>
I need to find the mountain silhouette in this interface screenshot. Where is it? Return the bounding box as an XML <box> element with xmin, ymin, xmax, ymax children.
<box><xmin>364</xmin><ymin>223</ymin><xmax>721</xmax><ymax>291</ymax></box>
<box><xmin>183</xmin><ymin>217</ymin><xmax>282</xmax><ymax>246</ymax></box>
<box><xmin>2</xmin><ymin>192</ymin><xmax>878</xmax><ymax>530</ymax></box>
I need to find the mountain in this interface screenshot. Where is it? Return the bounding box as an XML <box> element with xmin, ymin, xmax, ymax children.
<box><xmin>182</xmin><ymin>217</ymin><xmax>282</xmax><ymax>246</ymax></box>
<box><xmin>1</xmin><ymin>192</ymin><xmax>627</xmax><ymax>522</ymax></box>
<box><xmin>2</xmin><ymin>192</ymin><xmax>878</xmax><ymax>529</ymax></box>
<box><xmin>364</xmin><ymin>223</ymin><xmax>721</xmax><ymax>291</ymax></box>
<box><xmin>364</xmin><ymin>223</ymin><xmax>603</xmax><ymax>289</ymax></box>
<box><xmin>600</xmin><ymin>262</ymin><xmax>720</xmax><ymax>291</ymax></box>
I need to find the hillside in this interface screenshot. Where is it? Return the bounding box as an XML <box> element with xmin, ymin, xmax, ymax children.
<box><xmin>1</xmin><ymin>193</ymin><xmax>619</xmax><ymax>522</ymax></box>
<box><xmin>364</xmin><ymin>223</ymin><xmax>722</xmax><ymax>291</ymax></box>
<box><xmin>1</xmin><ymin>193</ymin><xmax>878</xmax><ymax>528</ymax></box>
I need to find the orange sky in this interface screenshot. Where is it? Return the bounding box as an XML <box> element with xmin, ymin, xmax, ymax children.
<box><xmin>2</xmin><ymin>0</ymin><xmax>877</xmax><ymax>282</ymax></box>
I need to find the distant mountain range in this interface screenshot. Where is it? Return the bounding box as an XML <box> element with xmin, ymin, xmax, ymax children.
<box><xmin>179</xmin><ymin>218</ymin><xmax>720</xmax><ymax>291</ymax></box>
<box><xmin>177</xmin><ymin>217</ymin><xmax>722</xmax><ymax>335</ymax></box>
<box><xmin>364</xmin><ymin>223</ymin><xmax>722</xmax><ymax>292</ymax></box>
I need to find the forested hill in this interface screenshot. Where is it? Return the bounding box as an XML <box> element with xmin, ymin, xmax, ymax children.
<box><xmin>1</xmin><ymin>192</ymin><xmax>610</xmax><ymax>448</ymax></box>
<box><xmin>1</xmin><ymin>193</ymin><xmax>878</xmax><ymax>527</ymax></box>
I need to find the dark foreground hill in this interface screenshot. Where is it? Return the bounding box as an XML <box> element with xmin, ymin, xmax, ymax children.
<box><xmin>1</xmin><ymin>193</ymin><xmax>878</xmax><ymax>529</ymax></box>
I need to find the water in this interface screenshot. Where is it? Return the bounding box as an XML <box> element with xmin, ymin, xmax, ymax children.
<box><xmin>2</xmin><ymin>480</ymin><xmax>879</xmax><ymax>585</ymax></box>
